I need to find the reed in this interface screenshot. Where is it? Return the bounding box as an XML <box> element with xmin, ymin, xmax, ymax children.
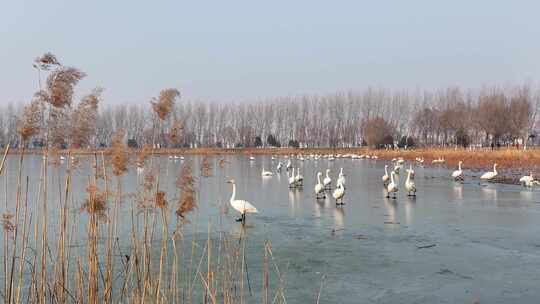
<box><xmin>0</xmin><ymin>153</ymin><xmax>289</xmax><ymax>303</ymax></box>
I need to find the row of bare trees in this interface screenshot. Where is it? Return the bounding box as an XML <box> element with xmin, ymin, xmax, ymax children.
<box><xmin>3</xmin><ymin>54</ymin><xmax>540</xmax><ymax>149</ymax></box>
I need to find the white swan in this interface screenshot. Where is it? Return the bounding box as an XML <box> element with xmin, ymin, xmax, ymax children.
<box><xmin>249</xmin><ymin>156</ymin><xmax>256</xmax><ymax>161</ymax></box>
<box><xmin>314</xmin><ymin>172</ymin><xmax>325</xmax><ymax>199</ymax></box>
<box><xmin>276</xmin><ymin>162</ymin><xmax>283</xmax><ymax>172</ymax></box>
<box><xmin>406</xmin><ymin>164</ymin><xmax>415</xmax><ymax>175</ymax></box>
<box><xmin>452</xmin><ymin>161</ymin><xmax>463</xmax><ymax>180</ymax></box>
<box><xmin>337</xmin><ymin>168</ymin><xmax>346</xmax><ymax>189</ymax></box>
<box><xmin>323</xmin><ymin>169</ymin><xmax>332</xmax><ymax>189</ymax></box>
<box><xmin>286</xmin><ymin>160</ymin><xmax>292</xmax><ymax>171</ymax></box>
<box><xmin>393</xmin><ymin>162</ymin><xmax>402</xmax><ymax>174</ymax></box>
<box><xmin>386</xmin><ymin>171</ymin><xmax>398</xmax><ymax>199</ymax></box>
<box><xmin>525</xmin><ymin>179</ymin><xmax>540</xmax><ymax>187</ymax></box>
<box><xmin>405</xmin><ymin>169</ymin><xmax>416</xmax><ymax>196</ymax></box>
<box><xmin>294</xmin><ymin>167</ymin><xmax>304</xmax><ymax>187</ymax></box>
<box><xmin>227</xmin><ymin>179</ymin><xmax>258</xmax><ymax>224</ymax></box>
<box><xmin>332</xmin><ymin>181</ymin><xmax>345</xmax><ymax>205</ymax></box>
<box><xmin>288</xmin><ymin>168</ymin><xmax>297</xmax><ymax>188</ymax></box>
<box><xmin>519</xmin><ymin>172</ymin><xmax>534</xmax><ymax>185</ymax></box>
<box><xmin>261</xmin><ymin>166</ymin><xmax>273</xmax><ymax>177</ymax></box>
<box><xmin>382</xmin><ymin>165</ymin><xmax>390</xmax><ymax>185</ymax></box>
<box><xmin>480</xmin><ymin>163</ymin><xmax>498</xmax><ymax>181</ymax></box>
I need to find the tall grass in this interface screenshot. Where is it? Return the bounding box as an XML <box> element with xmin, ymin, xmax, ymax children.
<box><xmin>0</xmin><ymin>147</ymin><xmax>286</xmax><ymax>303</ymax></box>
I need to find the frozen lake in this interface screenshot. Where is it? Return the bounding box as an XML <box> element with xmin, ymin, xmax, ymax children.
<box><xmin>2</xmin><ymin>154</ymin><xmax>540</xmax><ymax>303</ymax></box>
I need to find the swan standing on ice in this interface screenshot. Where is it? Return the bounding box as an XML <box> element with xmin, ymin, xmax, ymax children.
<box><xmin>386</xmin><ymin>171</ymin><xmax>398</xmax><ymax>199</ymax></box>
<box><xmin>333</xmin><ymin>181</ymin><xmax>345</xmax><ymax>205</ymax></box>
<box><xmin>227</xmin><ymin>179</ymin><xmax>258</xmax><ymax>224</ymax></box>
<box><xmin>294</xmin><ymin>167</ymin><xmax>304</xmax><ymax>187</ymax></box>
<box><xmin>337</xmin><ymin>168</ymin><xmax>346</xmax><ymax>189</ymax></box>
<box><xmin>393</xmin><ymin>160</ymin><xmax>402</xmax><ymax>174</ymax></box>
<box><xmin>276</xmin><ymin>162</ymin><xmax>283</xmax><ymax>172</ymax></box>
<box><xmin>519</xmin><ymin>172</ymin><xmax>534</xmax><ymax>186</ymax></box>
<box><xmin>452</xmin><ymin>161</ymin><xmax>464</xmax><ymax>180</ymax></box>
<box><xmin>314</xmin><ymin>172</ymin><xmax>325</xmax><ymax>199</ymax></box>
<box><xmin>382</xmin><ymin>165</ymin><xmax>390</xmax><ymax>185</ymax></box>
<box><xmin>288</xmin><ymin>168</ymin><xmax>297</xmax><ymax>188</ymax></box>
<box><xmin>405</xmin><ymin>168</ymin><xmax>416</xmax><ymax>196</ymax></box>
<box><xmin>480</xmin><ymin>163</ymin><xmax>498</xmax><ymax>181</ymax></box>
<box><xmin>261</xmin><ymin>166</ymin><xmax>273</xmax><ymax>177</ymax></box>
<box><xmin>323</xmin><ymin>169</ymin><xmax>332</xmax><ymax>190</ymax></box>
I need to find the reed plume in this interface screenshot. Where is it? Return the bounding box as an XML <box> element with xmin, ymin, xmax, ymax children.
<box><xmin>1</xmin><ymin>213</ymin><xmax>14</xmax><ymax>233</ymax></box>
<box><xmin>33</xmin><ymin>52</ymin><xmax>60</xmax><ymax>71</ymax></box>
<box><xmin>155</xmin><ymin>191</ymin><xmax>168</xmax><ymax>209</ymax></box>
<box><xmin>170</xmin><ymin>119</ymin><xmax>184</xmax><ymax>144</ymax></box>
<box><xmin>16</xmin><ymin>99</ymin><xmax>42</xmax><ymax>141</ymax></box>
<box><xmin>111</xmin><ymin>130</ymin><xmax>128</xmax><ymax>176</ymax></box>
<box><xmin>176</xmin><ymin>161</ymin><xmax>197</xmax><ymax>218</ymax></box>
<box><xmin>151</xmin><ymin>88</ymin><xmax>180</xmax><ymax>121</ymax></box>
<box><xmin>81</xmin><ymin>183</ymin><xmax>108</xmax><ymax>219</ymax></box>
<box><xmin>45</xmin><ymin>67</ymin><xmax>86</xmax><ymax>108</ymax></box>
<box><xmin>201</xmin><ymin>156</ymin><xmax>213</xmax><ymax>177</ymax></box>
<box><xmin>70</xmin><ymin>88</ymin><xmax>102</xmax><ymax>148</ymax></box>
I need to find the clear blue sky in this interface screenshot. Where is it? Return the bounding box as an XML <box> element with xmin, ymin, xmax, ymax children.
<box><xmin>1</xmin><ymin>0</ymin><xmax>540</xmax><ymax>105</ymax></box>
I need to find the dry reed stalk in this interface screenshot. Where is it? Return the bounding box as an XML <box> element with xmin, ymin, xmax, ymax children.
<box><xmin>39</xmin><ymin>151</ymin><xmax>49</xmax><ymax>304</ymax></box>
<box><xmin>29</xmin><ymin>157</ymin><xmax>44</xmax><ymax>303</ymax></box>
<box><xmin>15</xmin><ymin>176</ymin><xmax>30</xmax><ymax>304</ymax></box>
<box><xmin>53</xmin><ymin>151</ymin><xmax>73</xmax><ymax>303</ymax></box>
<box><xmin>7</xmin><ymin>140</ymin><xmax>26</xmax><ymax>303</ymax></box>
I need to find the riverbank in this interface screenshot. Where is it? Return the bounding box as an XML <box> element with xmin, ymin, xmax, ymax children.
<box><xmin>7</xmin><ymin>147</ymin><xmax>540</xmax><ymax>183</ymax></box>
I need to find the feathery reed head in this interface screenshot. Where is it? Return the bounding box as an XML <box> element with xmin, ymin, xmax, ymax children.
<box><xmin>176</xmin><ymin>161</ymin><xmax>197</xmax><ymax>218</ymax></box>
<box><xmin>201</xmin><ymin>156</ymin><xmax>213</xmax><ymax>177</ymax></box>
<box><xmin>155</xmin><ymin>191</ymin><xmax>168</xmax><ymax>209</ymax></box>
<box><xmin>111</xmin><ymin>130</ymin><xmax>128</xmax><ymax>176</ymax></box>
<box><xmin>82</xmin><ymin>183</ymin><xmax>107</xmax><ymax>219</ymax></box>
<box><xmin>71</xmin><ymin>88</ymin><xmax>102</xmax><ymax>148</ymax></box>
<box><xmin>150</xmin><ymin>88</ymin><xmax>180</xmax><ymax>120</ymax></box>
<box><xmin>1</xmin><ymin>213</ymin><xmax>14</xmax><ymax>233</ymax></box>
<box><xmin>46</xmin><ymin>66</ymin><xmax>86</xmax><ymax>108</ymax></box>
<box><xmin>33</xmin><ymin>52</ymin><xmax>60</xmax><ymax>70</ymax></box>
<box><xmin>17</xmin><ymin>99</ymin><xmax>42</xmax><ymax>141</ymax></box>
<box><xmin>169</xmin><ymin>119</ymin><xmax>184</xmax><ymax>143</ymax></box>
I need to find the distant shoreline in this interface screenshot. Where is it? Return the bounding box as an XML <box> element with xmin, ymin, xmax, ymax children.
<box><xmin>5</xmin><ymin>147</ymin><xmax>540</xmax><ymax>183</ymax></box>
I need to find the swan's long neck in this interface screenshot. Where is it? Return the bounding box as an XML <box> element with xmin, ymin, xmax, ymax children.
<box><xmin>390</xmin><ymin>172</ymin><xmax>395</xmax><ymax>183</ymax></box>
<box><xmin>493</xmin><ymin>164</ymin><xmax>497</xmax><ymax>174</ymax></box>
<box><xmin>230</xmin><ymin>183</ymin><xmax>236</xmax><ymax>202</ymax></box>
<box><xmin>384</xmin><ymin>166</ymin><xmax>388</xmax><ymax>175</ymax></box>
<box><xmin>317</xmin><ymin>173</ymin><xmax>321</xmax><ymax>184</ymax></box>
<box><xmin>406</xmin><ymin>171</ymin><xmax>411</xmax><ymax>183</ymax></box>
<box><xmin>339</xmin><ymin>168</ymin><xmax>343</xmax><ymax>176</ymax></box>
<box><xmin>458</xmin><ymin>162</ymin><xmax>462</xmax><ymax>171</ymax></box>
<box><xmin>326</xmin><ymin>170</ymin><xmax>330</xmax><ymax>178</ymax></box>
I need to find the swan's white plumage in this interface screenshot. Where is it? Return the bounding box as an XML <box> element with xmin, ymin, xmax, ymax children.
<box><xmin>229</xmin><ymin>180</ymin><xmax>258</xmax><ymax>214</ymax></box>
<box><xmin>480</xmin><ymin>164</ymin><xmax>498</xmax><ymax>180</ymax></box>
<box><xmin>323</xmin><ymin>169</ymin><xmax>332</xmax><ymax>187</ymax></box>
<box><xmin>452</xmin><ymin>161</ymin><xmax>463</xmax><ymax>179</ymax></box>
